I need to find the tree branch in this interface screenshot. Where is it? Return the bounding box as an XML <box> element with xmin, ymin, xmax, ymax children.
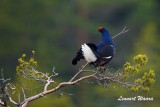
<box><xmin>21</xmin><ymin>71</ymin><xmax>98</xmax><ymax>107</ymax></box>
<box><xmin>0</xmin><ymin>70</ymin><xmax>8</xmax><ymax>107</ymax></box>
<box><xmin>3</xmin><ymin>53</ymin><xmax>153</xmax><ymax>107</ymax></box>
<box><xmin>44</xmin><ymin>77</ymin><xmax>54</xmax><ymax>92</ymax></box>
<box><xmin>69</xmin><ymin>62</ymin><xmax>89</xmax><ymax>82</ymax></box>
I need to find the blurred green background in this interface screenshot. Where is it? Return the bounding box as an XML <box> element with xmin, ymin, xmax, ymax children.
<box><xmin>0</xmin><ymin>0</ymin><xmax>160</xmax><ymax>107</ymax></box>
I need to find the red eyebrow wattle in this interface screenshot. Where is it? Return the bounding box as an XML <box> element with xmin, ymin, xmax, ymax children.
<box><xmin>99</xmin><ymin>26</ymin><xmax>103</xmax><ymax>30</ymax></box>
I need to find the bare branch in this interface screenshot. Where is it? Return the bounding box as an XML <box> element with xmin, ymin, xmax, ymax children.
<box><xmin>18</xmin><ymin>93</ymin><xmax>21</xmax><ymax>106</ymax></box>
<box><xmin>21</xmin><ymin>71</ymin><xmax>97</xmax><ymax>107</ymax></box>
<box><xmin>69</xmin><ymin>62</ymin><xmax>89</xmax><ymax>82</ymax></box>
<box><xmin>1</xmin><ymin>52</ymin><xmax>153</xmax><ymax>107</ymax></box>
<box><xmin>0</xmin><ymin>71</ymin><xmax>18</xmax><ymax>106</ymax></box>
<box><xmin>8</xmin><ymin>95</ymin><xmax>18</xmax><ymax>105</ymax></box>
<box><xmin>94</xmin><ymin>73</ymin><xmax>134</xmax><ymax>89</ymax></box>
<box><xmin>51</xmin><ymin>66</ymin><xmax>58</xmax><ymax>76</ymax></box>
<box><xmin>112</xmin><ymin>26</ymin><xmax>129</xmax><ymax>39</ymax></box>
<box><xmin>0</xmin><ymin>70</ymin><xmax>8</xmax><ymax>107</ymax></box>
<box><xmin>44</xmin><ymin>77</ymin><xmax>54</xmax><ymax>92</ymax></box>
<box><xmin>22</xmin><ymin>88</ymin><xmax>26</xmax><ymax>100</ymax></box>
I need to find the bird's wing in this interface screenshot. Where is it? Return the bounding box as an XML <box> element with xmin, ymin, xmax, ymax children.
<box><xmin>93</xmin><ymin>44</ymin><xmax>114</xmax><ymax>66</ymax></box>
<box><xmin>98</xmin><ymin>44</ymin><xmax>114</xmax><ymax>58</ymax></box>
<box><xmin>86</xmin><ymin>43</ymin><xmax>97</xmax><ymax>51</ymax></box>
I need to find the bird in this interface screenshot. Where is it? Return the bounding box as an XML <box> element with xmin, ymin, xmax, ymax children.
<box><xmin>72</xmin><ymin>26</ymin><xmax>115</xmax><ymax>67</ymax></box>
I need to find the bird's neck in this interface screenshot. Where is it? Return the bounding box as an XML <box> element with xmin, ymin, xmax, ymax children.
<box><xmin>102</xmin><ymin>31</ymin><xmax>114</xmax><ymax>46</ymax></box>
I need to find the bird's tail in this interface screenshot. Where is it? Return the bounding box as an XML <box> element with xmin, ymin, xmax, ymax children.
<box><xmin>81</xmin><ymin>44</ymin><xmax>97</xmax><ymax>63</ymax></box>
<box><xmin>72</xmin><ymin>49</ymin><xmax>84</xmax><ymax>65</ymax></box>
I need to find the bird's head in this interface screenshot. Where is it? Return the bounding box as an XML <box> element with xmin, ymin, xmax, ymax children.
<box><xmin>98</xmin><ymin>26</ymin><xmax>104</xmax><ymax>33</ymax></box>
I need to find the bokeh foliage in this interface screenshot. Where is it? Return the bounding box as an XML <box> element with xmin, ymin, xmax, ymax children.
<box><xmin>0</xmin><ymin>0</ymin><xmax>159</xmax><ymax>107</ymax></box>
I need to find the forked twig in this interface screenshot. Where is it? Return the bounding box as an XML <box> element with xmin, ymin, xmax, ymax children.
<box><xmin>112</xmin><ymin>26</ymin><xmax>129</xmax><ymax>39</ymax></box>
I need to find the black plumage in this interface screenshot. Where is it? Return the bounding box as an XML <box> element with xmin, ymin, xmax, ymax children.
<box><xmin>72</xmin><ymin>26</ymin><xmax>115</xmax><ymax>67</ymax></box>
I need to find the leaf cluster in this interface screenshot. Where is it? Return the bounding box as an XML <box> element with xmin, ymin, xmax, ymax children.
<box><xmin>123</xmin><ymin>54</ymin><xmax>155</xmax><ymax>92</ymax></box>
<box><xmin>16</xmin><ymin>51</ymin><xmax>48</xmax><ymax>81</ymax></box>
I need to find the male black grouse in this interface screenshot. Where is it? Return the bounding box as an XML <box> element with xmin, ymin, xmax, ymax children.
<box><xmin>72</xmin><ymin>26</ymin><xmax>115</xmax><ymax>67</ymax></box>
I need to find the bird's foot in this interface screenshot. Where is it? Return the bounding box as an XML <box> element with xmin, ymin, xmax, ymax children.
<box><xmin>96</xmin><ymin>66</ymin><xmax>106</xmax><ymax>71</ymax></box>
<box><xmin>99</xmin><ymin>66</ymin><xmax>107</xmax><ymax>71</ymax></box>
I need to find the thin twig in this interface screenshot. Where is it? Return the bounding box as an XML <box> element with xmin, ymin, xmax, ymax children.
<box><xmin>112</xmin><ymin>26</ymin><xmax>129</xmax><ymax>39</ymax></box>
<box><xmin>96</xmin><ymin>75</ymin><xmax>134</xmax><ymax>88</ymax></box>
<box><xmin>51</xmin><ymin>66</ymin><xmax>58</xmax><ymax>76</ymax></box>
<box><xmin>69</xmin><ymin>62</ymin><xmax>89</xmax><ymax>82</ymax></box>
<box><xmin>18</xmin><ymin>93</ymin><xmax>21</xmax><ymax>106</ymax></box>
<box><xmin>0</xmin><ymin>70</ymin><xmax>8</xmax><ymax>107</ymax></box>
<box><xmin>8</xmin><ymin>95</ymin><xmax>18</xmax><ymax>105</ymax></box>
<box><xmin>22</xmin><ymin>88</ymin><xmax>26</xmax><ymax>100</ymax></box>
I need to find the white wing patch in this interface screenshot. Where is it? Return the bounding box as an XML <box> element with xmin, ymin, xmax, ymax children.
<box><xmin>81</xmin><ymin>44</ymin><xmax>97</xmax><ymax>63</ymax></box>
<box><xmin>103</xmin><ymin>56</ymin><xmax>112</xmax><ymax>59</ymax></box>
